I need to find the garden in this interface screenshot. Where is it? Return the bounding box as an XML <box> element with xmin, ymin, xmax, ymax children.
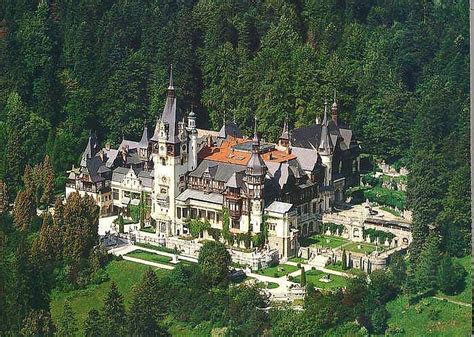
<box><xmin>125</xmin><ymin>250</ymin><xmax>173</xmax><ymax>265</ymax></box>
<box><xmin>256</xmin><ymin>264</ymin><xmax>299</xmax><ymax>278</ymax></box>
<box><xmin>290</xmin><ymin>269</ymin><xmax>347</xmax><ymax>289</ymax></box>
<box><xmin>299</xmin><ymin>234</ymin><xmax>348</xmax><ymax>249</ymax></box>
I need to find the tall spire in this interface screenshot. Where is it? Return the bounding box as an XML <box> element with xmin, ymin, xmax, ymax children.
<box><xmin>252</xmin><ymin>115</ymin><xmax>259</xmax><ymax>147</ymax></box>
<box><xmin>319</xmin><ymin>99</ymin><xmax>332</xmax><ymax>154</ymax></box>
<box><xmin>322</xmin><ymin>98</ymin><xmax>328</xmax><ymax>126</ymax></box>
<box><xmin>167</xmin><ymin>64</ymin><xmax>175</xmax><ymax>98</ymax></box>
<box><xmin>332</xmin><ymin>89</ymin><xmax>338</xmax><ymax>125</ymax></box>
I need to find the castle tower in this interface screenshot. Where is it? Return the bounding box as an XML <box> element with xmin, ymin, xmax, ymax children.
<box><xmin>319</xmin><ymin>99</ymin><xmax>333</xmax><ymax>211</ymax></box>
<box><xmin>151</xmin><ymin>65</ymin><xmax>189</xmax><ymax>236</ymax></box>
<box><xmin>246</xmin><ymin>118</ymin><xmax>266</xmax><ymax>233</ymax></box>
<box><xmin>187</xmin><ymin>108</ymin><xmax>198</xmax><ymax>171</ymax></box>
<box><xmin>138</xmin><ymin>125</ymin><xmax>150</xmax><ymax>161</ymax></box>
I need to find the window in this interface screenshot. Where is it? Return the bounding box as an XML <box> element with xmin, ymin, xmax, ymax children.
<box><xmin>182</xmin><ymin>208</ymin><xmax>188</xmax><ymax>218</ymax></box>
<box><xmin>160</xmin><ymin>188</ymin><xmax>167</xmax><ymax>194</ymax></box>
<box><xmin>312</xmin><ymin>202</ymin><xmax>317</xmax><ymax>214</ymax></box>
<box><xmin>113</xmin><ymin>189</ymin><xmax>119</xmax><ymax>200</ymax></box>
<box><xmin>216</xmin><ymin>213</ymin><xmax>221</xmax><ymax>223</ymax></box>
<box><xmin>177</xmin><ymin>207</ymin><xmax>182</xmax><ymax>219</ymax></box>
<box><xmin>191</xmin><ymin>208</ymin><xmax>197</xmax><ymax>218</ymax></box>
<box><xmin>199</xmin><ymin>209</ymin><xmax>206</xmax><ymax>219</ymax></box>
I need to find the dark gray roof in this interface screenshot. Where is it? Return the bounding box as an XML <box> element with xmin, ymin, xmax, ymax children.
<box><xmin>139</xmin><ymin>126</ymin><xmax>150</xmax><ymax>148</ymax></box>
<box><xmin>190</xmin><ymin>160</ymin><xmax>246</xmax><ymax>182</ymax></box>
<box><xmin>85</xmin><ymin>156</ymin><xmax>105</xmax><ymax>183</ymax></box>
<box><xmin>291</xmin><ymin>147</ymin><xmax>319</xmax><ymax>171</ymax></box>
<box><xmin>247</xmin><ymin>152</ymin><xmax>266</xmax><ymax>175</ymax></box>
<box><xmin>81</xmin><ymin>134</ymin><xmax>99</xmax><ymax>167</ymax></box>
<box><xmin>217</xmin><ymin>122</ymin><xmax>243</xmax><ymax>139</ymax></box>
<box><xmin>161</xmin><ymin>94</ymin><xmax>179</xmax><ymax>143</ymax></box>
<box><xmin>176</xmin><ymin>189</ymin><xmax>224</xmax><ymax>204</ymax></box>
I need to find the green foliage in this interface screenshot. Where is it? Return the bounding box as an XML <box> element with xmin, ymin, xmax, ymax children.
<box><xmin>189</xmin><ymin>219</ymin><xmax>211</xmax><ymax>239</ymax></box>
<box><xmin>341</xmin><ymin>249</ymin><xmax>348</xmax><ymax>270</ymax></box>
<box><xmin>102</xmin><ymin>282</ymin><xmax>127</xmax><ymax>336</ymax></box>
<box><xmin>221</xmin><ymin>208</ymin><xmax>232</xmax><ymax>245</ymax></box>
<box><xmin>437</xmin><ymin>255</ymin><xmax>467</xmax><ymax>296</ymax></box>
<box><xmin>198</xmin><ymin>240</ymin><xmax>231</xmax><ymax>287</ymax></box>
<box><xmin>83</xmin><ymin>309</ymin><xmax>103</xmax><ymax>337</ymax></box>
<box><xmin>362</xmin><ymin>228</ymin><xmax>395</xmax><ymax>244</ymax></box>
<box><xmin>413</xmin><ymin>232</ymin><xmax>441</xmax><ymax>292</ymax></box>
<box><xmin>128</xmin><ymin>268</ymin><xmax>167</xmax><ymax>336</ymax></box>
<box><xmin>300</xmin><ymin>267</ymin><xmax>306</xmax><ymax>287</ymax></box>
<box><xmin>56</xmin><ymin>301</ymin><xmax>78</xmax><ymax>337</ymax></box>
<box><xmin>207</xmin><ymin>227</ymin><xmax>221</xmax><ymax>241</ymax></box>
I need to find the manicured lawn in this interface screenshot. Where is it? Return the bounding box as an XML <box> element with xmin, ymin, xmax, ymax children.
<box><xmin>257</xmin><ymin>264</ymin><xmax>299</xmax><ymax>277</ymax></box>
<box><xmin>266</xmin><ymin>282</ymin><xmax>280</xmax><ymax>289</ymax></box>
<box><xmin>343</xmin><ymin>242</ymin><xmax>382</xmax><ymax>254</ymax></box>
<box><xmin>51</xmin><ymin>260</ymin><xmax>170</xmax><ymax>334</ymax></box>
<box><xmin>140</xmin><ymin>226</ymin><xmax>156</xmax><ymax>233</ymax></box>
<box><xmin>126</xmin><ymin>249</ymin><xmax>173</xmax><ymax>265</ymax></box>
<box><xmin>134</xmin><ymin>242</ymin><xmax>178</xmax><ymax>254</ymax></box>
<box><xmin>385</xmin><ymin>294</ymin><xmax>471</xmax><ymax>336</ymax></box>
<box><xmin>436</xmin><ymin>255</ymin><xmax>471</xmax><ymax>304</ymax></box>
<box><xmin>288</xmin><ymin>257</ymin><xmax>307</xmax><ymax>263</ymax></box>
<box><xmin>300</xmin><ymin>234</ymin><xmax>349</xmax><ymax>249</ymax></box>
<box><xmin>292</xmin><ymin>269</ymin><xmax>347</xmax><ymax>289</ymax></box>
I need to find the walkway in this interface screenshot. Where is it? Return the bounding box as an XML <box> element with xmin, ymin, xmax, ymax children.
<box><xmin>433</xmin><ymin>296</ymin><xmax>471</xmax><ymax>308</ymax></box>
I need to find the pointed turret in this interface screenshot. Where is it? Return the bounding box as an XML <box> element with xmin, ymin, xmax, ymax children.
<box><xmin>319</xmin><ymin>99</ymin><xmax>332</xmax><ymax>155</ymax></box>
<box><xmin>167</xmin><ymin>64</ymin><xmax>175</xmax><ymax>98</ymax></box>
<box><xmin>81</xmin><ymin>131</ymin><xmax>98</xmax><ymax>167</ymax></box>
<box><xmin>139</xmin><ymin>125</ymin><xmax>149</xmax><ymax>148</ymax></box>
<box><xmin>278</xmin><ymin>115</ymin><xmax>290</xmax><ymax>149</ymax></box>
<box><xmin>332</xmin><ymin>89</ymin><xmax>338</xmax><ymax>125</ymax></box>
<box><xmin>247</xmin><ymin>117</ymin><xmax>266</xmax><ymax>178</ymax></box>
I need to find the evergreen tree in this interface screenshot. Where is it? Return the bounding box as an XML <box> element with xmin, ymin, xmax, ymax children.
<box><xmin>341</xmin><ymin>249</ymin><xmax>348</xmax><ymax>270</ymax></box>
<box><xmin>437</xmin><ymin>255</ymin><xmax>467</xmax><ymax>295</ymax></box>
<box><xmin>84</xmin><ymin>309</ymin><xmax>103</xmax><ymax>337</ymax></box>
<box><xmin>40</xmin><ymin>155</ymin><xmax>54</xmax><ymax>207</ymax></box>
<box><xmin>12</xmin><ymin>189</ymin><xmax>36</xmax><ymax>231</ymax></box>
<box><xmin>0</xmin><ymin>180</ymin><xmax>8</xmax><ymax>214</ymax></box>
<box><xmin>414</xmin><ymin>231</ymin><xmax>441</xmax><ymax>292</ymax></box>
<box><xmin>128</xmin><ymin>268</ymin><xmax>167</xmax><ymax>336</ymax></box>
<box><xmin>103</xmin><ymin>282</ymin><xmax>127</xmax><ymax>337</ymax></box>
<box><xmin>56</xmin><ymin>301</ymin><xmax>78</xmax><ymax>337</ymax></box>
<box><xmin>300</xmin><ymin>267</ymin><xmax>307</xmax><ymax>287</ymax></box>
<box><xmin>20</xmin><ymin>309</ymin><xmax>56</xmax><ymax>337</ymax></box>
<box><xmin>4</xmin><ymin>92</ymin><xmax>29</xmax><ymax>199</ymax></box>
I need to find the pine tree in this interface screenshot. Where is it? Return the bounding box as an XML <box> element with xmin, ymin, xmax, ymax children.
<box><xmin>414</xmin><ymin>231</ymin><xmax>441</xmax><ymax>292</ymax></box>
<box><xmin>103</xmin><ymin>282</ymin><xmax>127</xmax><ymax>337</ymax></box>
<box><xmin>13</xmin><ymin>189</ymin><xmax>36</xmax><ymax>231</ymax></box>
<box><xmin>341</xmin><ymin>249</ymin><xmax>348</xmax><ymax>270</ymax></box>
<box><xmin>0</xmin><ymin>180</ymin><xmax>8</xmax><ymax>214</ymax></box>
<box><xmin>53</xmin><ymin>197</ymin><xmax>64</xmax><ymax>227</ymax></box>
<box><xmin>84</xmin><ymin>309</ymin><xmax>103</xmax><ymax>337</ymax></box>
<box><xmin>128</xmin><ymin>268</ymin><xmax>167</xmax><ymax>336</ymax></box>
<box><xmin>20</xmin><ymin>309</ymin><xmax>56</xmax><ymax>337</ymax></box>
<box><xmin>56</xmin><ymin>301</ymin><xmax>78</xmax><ymax>337</ymax></box>
<box><xmin>40</xmin><ymin>155</ymin><xmax>54</xmax><ymax>207</ymax></box>
<box><xmin>437</xmin><ymin>255</ymin><xmax>467</xmax><ymax>295</ymax></box>
<box><xmin>4</xmin><ymin>92</ymin><xmax>29</xmax><ymax>199</ymax></box>
<box><xmin>299</xmin><ymin>266</ymin><xmax>307</xmax><ymax>287</ymax></box>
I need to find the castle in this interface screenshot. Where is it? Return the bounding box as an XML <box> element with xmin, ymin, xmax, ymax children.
<box><xmin>66</xmin><ymin>68</ymin><xmax>360</xmax><ymax>259</ymax></box>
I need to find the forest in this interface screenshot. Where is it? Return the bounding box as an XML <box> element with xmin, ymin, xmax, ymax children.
<box><xmin>0</xmin><ymin>0</ymin><xmax>470</xmax><ymax>336</ymax></box>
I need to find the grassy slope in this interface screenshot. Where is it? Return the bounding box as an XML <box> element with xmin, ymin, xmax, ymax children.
<box><xmin>385</xmin><ymin>295</ymin><xmax>471</xmax><ymax>337</ymax></box>
<box><xmin>50</xmin><ymin>260</ymin><xmax>169</xmax><ymax>333</ymax></box>
<box><xmin>436</xmin><ymin>255</ymin><xmax>471</xmax><ymax>304</ymax></box>
<box><xmin>300</xmin><ymin>234</ymin><xmax>349</xmax><ymax>249</ymax></box>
